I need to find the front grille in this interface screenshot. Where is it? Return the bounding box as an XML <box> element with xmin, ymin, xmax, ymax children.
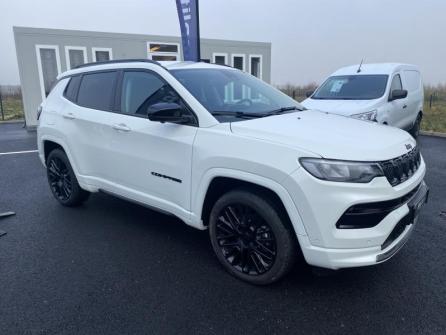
<box><xmin>379</xmin><ymin>147</ymin><xmax>421</xmax><ymax>186</ymax></box>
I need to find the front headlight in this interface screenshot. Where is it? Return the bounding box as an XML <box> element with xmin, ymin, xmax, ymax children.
<box><xmin>299</xmin><ymin>158</ymin><xmax>384</xmax><ymax>183</ymax></box>
<box><xmin>351</xmin><ymin>110</ymin><xmax>377</xmax><ymax>122</ymax></box>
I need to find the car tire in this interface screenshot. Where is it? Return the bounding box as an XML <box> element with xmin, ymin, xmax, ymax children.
<box><xmin>46</xmin><ymin>149</ymin><xmax>89</xmax><ymax>207</ymax></box>
<box><xmin>209</xmin><ymin>189</ymin><xmax>297</xmax><ymax>285</ymax></box>
<box><xmin>410</xmin><ymin>114</ymin><xmax>422</xmax><ymax>139</ymax></box>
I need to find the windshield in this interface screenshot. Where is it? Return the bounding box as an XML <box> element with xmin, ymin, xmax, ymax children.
<box><xmin>312</xmin><ymin>75</ymin><xmax>389</xmax><ymax>100</ymax></box>
<box><xmin>170</xmin><ymin>68</ymin><xmax>303</xmax><ymax>122</ymax></box>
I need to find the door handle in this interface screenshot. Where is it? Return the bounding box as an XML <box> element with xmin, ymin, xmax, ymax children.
<box><xmin>403</xmin><ymin>105</ymin><xmax>407</xmax><ymax>109</ymax></box>
<box><xmin>63</xmin><ymin>113</ymin><xmax>76</xmax><ymax>120</ymax></box>
<box><xmin>112</xmin><ymin>123</ymin><xmax>131</xmax><ymax>132</ymax></box>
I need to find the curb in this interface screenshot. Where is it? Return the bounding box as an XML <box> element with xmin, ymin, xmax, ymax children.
<box><xmin>420</xmin><ymin>130</ymin><xmax>446</xmax><ymax>138</ymax></box>
<box><xmin>0</xmin><ymin>119</ymin><xmax>25</xmax><ymax>124</ymax></box>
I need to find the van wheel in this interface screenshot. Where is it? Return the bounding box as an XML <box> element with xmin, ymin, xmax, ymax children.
<box><xmin>208</xmin><ymin>189</ymin><xmax>296</xmax><ymax>285</ymax></box>
<box><xmin>46</xmin><ymin>149</ymin><xmax>89</xmax><ymax>206</ymax></box>
<box><xmin>410</xmin><ymin>114</ymin><xmax>422</xmax><ymax>139</ymax></box>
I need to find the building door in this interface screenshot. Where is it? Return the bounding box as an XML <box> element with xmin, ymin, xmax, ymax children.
<box><xmin>36</xmin><ymin>45</ymin><xmax>61</xmax><ymax>100</ymax></box>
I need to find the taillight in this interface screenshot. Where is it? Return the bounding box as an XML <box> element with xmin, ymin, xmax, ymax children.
<box><xmin>37</xmin><ymin>106</ymin><xmax>43</xmax><ymax>120</ymax></box>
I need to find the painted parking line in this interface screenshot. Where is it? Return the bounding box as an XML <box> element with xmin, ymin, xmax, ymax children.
<box><xmin>0</xmin><ymin>150</ymin><xmax>38</xmax><ymax>156</ymax></box>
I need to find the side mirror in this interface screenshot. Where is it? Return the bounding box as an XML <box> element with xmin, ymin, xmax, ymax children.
<box><xmin>389</xmin><ymin>89</ymin><xmax>408</xmax><ymax>101</ymax></box>
<box><xmin>147</xmin><ymin>102</ymin><xmax>194</xmax><ymax>124</ymax></box>
<box><xmin>305</xmin><ymin>90</ymin><xmax>315</xmax><ymax>98</ymax></box>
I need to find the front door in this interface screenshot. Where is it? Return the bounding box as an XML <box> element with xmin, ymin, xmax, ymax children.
<box><xmin>387</xmin><ymin>73</ymin><xmax>409</xmax><ymax>128</ymax></box>
<box><xmin>105</xmin><ymin>70</ymin><xmax>198</xmax><ymax>213</ymax></box>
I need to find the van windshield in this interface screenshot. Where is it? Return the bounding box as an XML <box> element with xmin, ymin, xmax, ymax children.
<box><xmin>312</xmin><ymin>75</ymin><xmax>389</xmax><ymax>100</ymax></box>
<box><xmin>170</xmin><ymin>68</ymin><xmax>304</xmax><ymax>122</ymax></box>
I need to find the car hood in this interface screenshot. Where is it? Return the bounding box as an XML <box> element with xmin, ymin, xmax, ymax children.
<box><xmin>301</xmin><ymin>98</ymin><xmax>381</xmax><ymax>116</ymax></box>
<box><xmin>230</xmin><ymin>110</ymin><xmax>415</xmax><ymax>161</ymax></box>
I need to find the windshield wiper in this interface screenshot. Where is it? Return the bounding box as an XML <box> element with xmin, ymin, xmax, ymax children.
<box><xmin>210</xmin><ymin>111</ymin><xmax>266</xmax><ymax>119</ymax></box>
<box><xmin>210</xmin><ymin>106</ymin><xmax>304</xmax><ymax>119</ymax></box>
<box><xmin>263</xmin><ymin>106</ymin><xmax>304</xmax><ymax>116</ymax></box>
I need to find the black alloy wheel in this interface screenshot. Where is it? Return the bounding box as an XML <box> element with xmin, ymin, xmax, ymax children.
<box><xmin>209</xmin><ymin>189</ymin><xmax>296</xmax><ymax>285</ymax></box>
<box><xmin>48</xmin><ymin>156</ymin><xmax>72</xmax><ymax>201</ymax></box>
<box><xmin>411</xmin><ymin>115</ymin><xmax>422</xmax><ymax>138</ymax></box>
<box><xmin>215</xmin><ymin>203</ymin><xmax>277</xmax><ymax>275</ymax></box>
<box><xmin>46</xmin><ymin>149</ymin><xmax>89</xmax><ymax>206</ymax></box>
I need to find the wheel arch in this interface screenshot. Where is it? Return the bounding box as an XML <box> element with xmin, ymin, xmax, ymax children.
<box><xmin>193</xmin><ymin>169</ymin><xmax>307</xmax><ymax>237</ymax></box>
<box><xmin>201</xmin><ymin>177</ymin><xmax>290</xmax><ymax>226</ymax></box>
<box><xmin>40</xmin><ymin>136</ymin><xmax>79</xmax><ymax>175</ymax></box>
<box><xmin>43</xmin><ymin>140</ymin><xmax>65</xmax><ymax>162</ymax></box>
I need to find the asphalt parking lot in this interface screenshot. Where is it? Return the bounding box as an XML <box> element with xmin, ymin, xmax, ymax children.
<box><xmin>1</xmin><ymin>122</ymin><xmax>445</xmax><ymax>334</ymax></box>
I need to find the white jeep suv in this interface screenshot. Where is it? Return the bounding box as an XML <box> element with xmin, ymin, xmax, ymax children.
<box><xmin>37</xmin><ymin>60</ymin><xmax>428</xmax><ymax>285</ymax></box>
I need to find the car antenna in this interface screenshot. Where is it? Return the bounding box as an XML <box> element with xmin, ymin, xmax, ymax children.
<box><xmin>357</xmin><ymin>59</ymin><xmax>364</xmax><ymax>73</ymax></box>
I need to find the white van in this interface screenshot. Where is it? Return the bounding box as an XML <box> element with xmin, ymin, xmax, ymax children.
<box><xmin>302</xmin><ymin>63</ymin><xmax>424</xmax><ymax>138</ymax></box>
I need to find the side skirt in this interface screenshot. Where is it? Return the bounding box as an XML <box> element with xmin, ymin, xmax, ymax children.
<box><xmin>99</xmin><ymin>189</ymin><xmax>177</xmax><ymax>218</ymax></box>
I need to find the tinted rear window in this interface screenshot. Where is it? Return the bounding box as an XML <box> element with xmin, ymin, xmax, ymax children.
<box><xmin>77</xmin><ymin>71</ymin><xmax>117</xmax><ymax>111</ymax></box>
<box><xmin>63</xmin><ymin>76</ymin><xmax>81</xmax><ymax>102</ymax></box>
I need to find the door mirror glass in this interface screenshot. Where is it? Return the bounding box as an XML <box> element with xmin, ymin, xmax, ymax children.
<box><xmin>389</xmin><ymin>89</ymin><xmax>408</xmax><ymax>101</ymax></box>
<box><xmin>148</xmin><ymin>102</ymin><xmax>193</xmax><ymax>124</ymax></box>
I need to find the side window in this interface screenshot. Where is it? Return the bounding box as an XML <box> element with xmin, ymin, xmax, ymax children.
<box><xmin>63</xmin><ymin>75</ymin><xmax>81</xmax><ymax>102</ymax></box>
<box><xmin>390</xmin><ymin>74</ymin><xmax>403</xmax><ymax>91</ymax></box>
<box><xmin>120</xmin><ymin>71</ymin><xmax>189</xmax><ymax>117</ymax></box>
<box><xmin>77</xmin><ymin>71</ymin><xmax>117</xmax><ymax>111</ymax></box>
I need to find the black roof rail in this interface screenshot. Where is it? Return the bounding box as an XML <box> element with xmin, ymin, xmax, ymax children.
<box><xmin>73</xmin><ymin>59</ymin><xmax>164</xmax><ymax>70</ymax></box>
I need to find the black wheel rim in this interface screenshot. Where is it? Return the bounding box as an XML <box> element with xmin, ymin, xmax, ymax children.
<box><xmin>48</xmin><ymin>157</ymin><xmax>72</xmax><ymax>201</ymax></box>
<box><xmin>415</xmin><ymin>119</ymin><xmax>421</xmax><ymax>136</ymax></box>
<box><xmin>215</xmin><ymin>204</ymin><xmax>277</xmax><ymax>276</ymax></box>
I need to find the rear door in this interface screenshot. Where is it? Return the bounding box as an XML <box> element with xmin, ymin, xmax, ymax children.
<box><xmin>61</xmin><ymin>70</ymin><xmax>119</xmax><ymax>180</ymax></box>
<box><xmin>103</xmin><ymin>69</ymin><xmax>198</xmax><ymax>213</ymax></box>
<box><xmin>387</xmin><ymin>73</ymin><xmax>408</xmax><ymax>128</ymax></box>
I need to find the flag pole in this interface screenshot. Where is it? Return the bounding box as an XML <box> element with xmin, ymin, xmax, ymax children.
<box><xmin>196</xmin><ymin>0</ymin><xmax>201</xmax><ymax>61</ymax></box>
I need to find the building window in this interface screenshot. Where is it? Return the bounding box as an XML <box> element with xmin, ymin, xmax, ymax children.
<box><xmin>35</xmin><ymin>45</ymin><xmax>61</xmax><ymax>100</ymax></box>
<box><xmin>92</xmin><ymin>47</ymin><xmax>113</xmax><ymax>62</ymax></box>
<box><xmin>213</xmin><ymin>53</ymin><xmax>228</xmax><ymax>65</ymax></box>
<box><xmin>147</xmin><ymin>42</ymin><xmax>180</xmax><ymax>61</ymax></box>
<box><xmin>231</xmin><ymin>54</ymin><xmax>245</xmax><ymax>71</ymax></box>
<box><xmin>65</xmin><ymin>46</ymin><xmax>87</xmax><ymax>69</ymax></box>
<box><xmin>249</xmin><ymin>55</ymin><xmax>262</xmax><ymax>79</ymax></box>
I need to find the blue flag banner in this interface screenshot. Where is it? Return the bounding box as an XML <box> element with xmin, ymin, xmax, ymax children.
<box><xmin>175</xmin><ymin>0</ymin><xmax>200</xmax><ymax>61</ymax></box>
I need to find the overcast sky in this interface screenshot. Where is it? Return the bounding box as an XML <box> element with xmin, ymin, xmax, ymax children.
<box><xmin>1</xmin><ymin>0</ymin><xmax>445</xmax><ymax>86</ymax></box>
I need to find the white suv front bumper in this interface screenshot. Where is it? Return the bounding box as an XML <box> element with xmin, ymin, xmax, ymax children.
<box><xmin>283</xmin><ymin>158</ymin><xmax>427</xmax><ymax>269</ymax></box>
